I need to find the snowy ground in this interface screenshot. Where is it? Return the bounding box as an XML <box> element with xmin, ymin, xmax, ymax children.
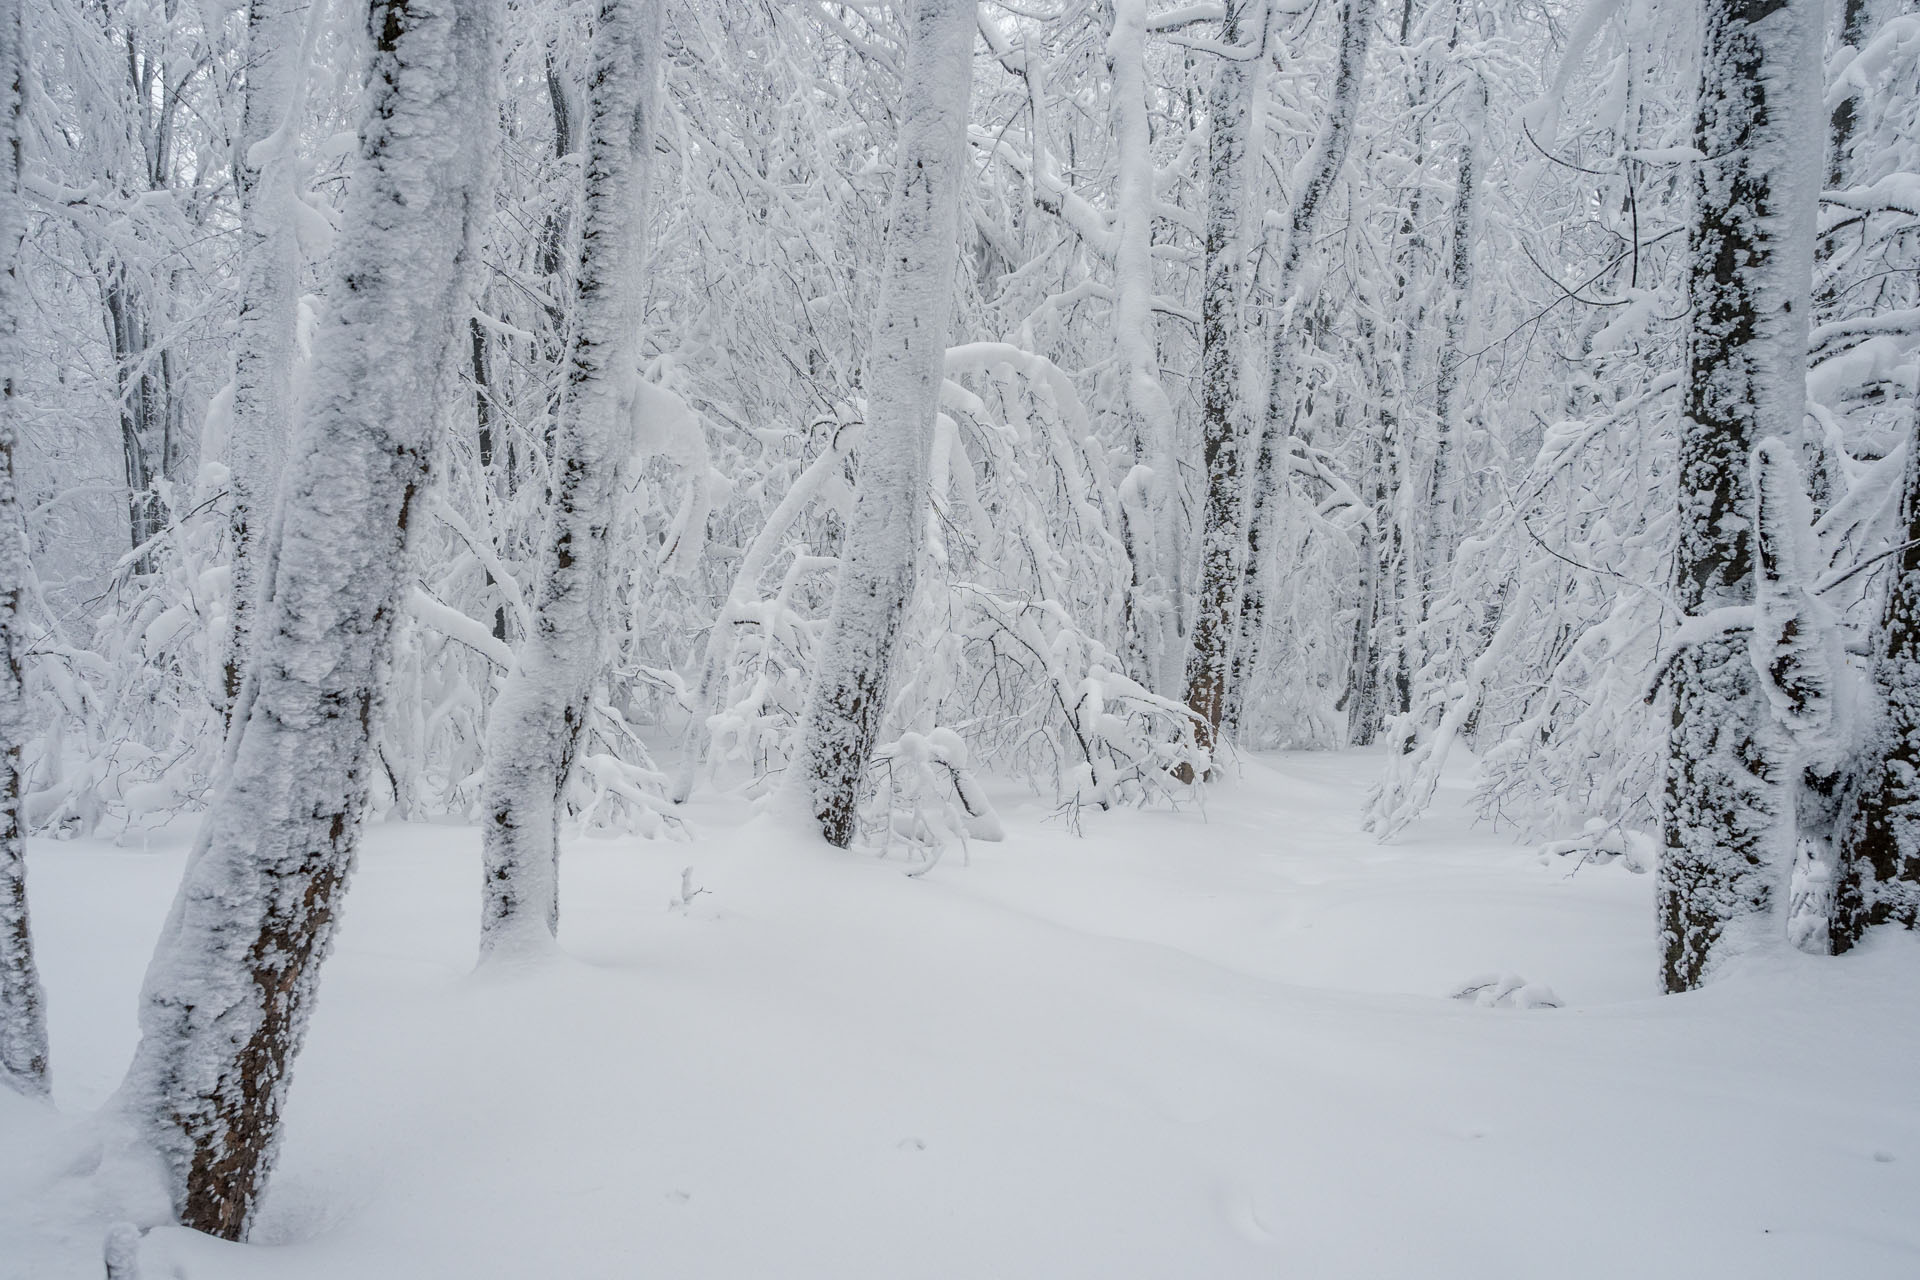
<box><xmin>5</xmin><ymin>751</ymin><xmax>1919</xmax><ymax>1278</ymax></box>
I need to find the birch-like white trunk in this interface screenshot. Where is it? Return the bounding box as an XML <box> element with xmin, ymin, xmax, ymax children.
<box><xmin>480</xmin><ymin>0</ymin><xmax>659</xmax><ymax>957</ymax></box>
<box><xmin>1658</xmin><ymin>0</ymin><xmax>1820</xmax><ymax>992</ymax></box>
<box><xmin>219</xmin><ymin>0</ymin><xmax>305</xmax><ymax>716</ymax></box>
<box><xmin>0</xmin><ymin>0</ymin><xmax>49</xmax><ymax>1100</ymax></box>
<box><xmin>789</xmin><ymin>0</ymin><xmax>976</xmax><ymax>847</ymax></box>
<box><xmin>1108</xmin><ymin>0</ymin><xmax>1183</xmax><ymax>696</ymax></box>
<box><xmin>117</xmin><ymin>0</ymin><xmax>498</xmax><ymax>1236</ymax></box>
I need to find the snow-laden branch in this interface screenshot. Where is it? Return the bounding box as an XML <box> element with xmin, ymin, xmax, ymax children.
<box><xmin>406</xmin><ymin>587</ymin><xmax>512</xmax><ymax>668</ymax></box>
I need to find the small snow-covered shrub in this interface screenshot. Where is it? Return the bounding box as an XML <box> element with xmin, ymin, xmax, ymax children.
<box><xmin>932</xmin><ymin>586</ymin><xmax>1207</xmax><ymax>813</ymax></box>
<box><xmin>866</xmin><ymin>728</ymin><xmax>1003</xmax><ymax>868</ymax></box>
<box><xmin>23</xmin><ymin>483</ymin><xmax>226</xmax><ymax>839</ymax></box>
<box><xmin>1537</xmin><ymin>820</ymin><xmax>1657</xmax><ymax>874</ymax></box>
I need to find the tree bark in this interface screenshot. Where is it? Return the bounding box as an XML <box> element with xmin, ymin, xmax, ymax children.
<box><xmin>1824</xmin><ymin>0</ymin><xmax>1872</xmax><ymax>190</ymax></box>
<box><xmin>480</xmin><ymin>0</ymin><xmax>659</xmax><ymax>956</ymax></box>
<box><xmin>1227</xmin><ymin>0</ymin><xmax>1373</xmax><ymax>734</ymax></box>
<box><xmin>221</xmin><ymin>0</ymin><xmax>304</xmax><ymax>717</ymax></box>
<box><xmin>104</xmin><ymin>268</ymin><xmax>166</xmax><ymax>573</ymax></box>
<box><xmin>116</xmin><ymin>0</ymin><xmax>498</xmax><ymax>1237</ymax></box>
<box><xmin>1343</xmin><ymin>403</ymin><xmax>1391</xmax><ymax>746</ymax></box>
<box><xmin>1177</xmin><ymin>0</ymin><xmax>1265</xmax><ymax>775</ymax></box>
<box><xmin>1658</xmin><ymin>0</ymin><xmax>1820</xmax><ymax>992</ymax></box>
<box><xmin>1833</xmin><ymin>397</ymin><xmax>1920</xmax><ymax>949</ymax></box>
<box><xmin>788</xmin><ymin>0</ymin><xmax>976</xmax><ymax>847</ymax></box>
<box><xmin>1419</xmin><ymin>64</ymin><xmax>1482</xmax><ymax>631</ymax></box>
<box><xmin>0</xmin><ymin>0</ymin><xmax>48</xmax><ymax>1100</ymax></box>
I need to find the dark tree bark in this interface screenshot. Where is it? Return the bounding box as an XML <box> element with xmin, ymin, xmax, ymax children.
<box><xmin>1658</xmin><ymin>0</ymin><xmax>1820</xmax><ymax>992</ymax></box>
<box><xmin>104</xmin><ymin>269</ymin><xmax>168</xmax><ymax>573</ymax></box>
<box><xmin>1178</xmin><ymin>0</ymin><xmax>1265</xmax><ymax>776</ymax></box>
<box><xmin>1833</xmin><ymin>402</ymin><xmax>1920</xmax><ymax>949</ymax></box>
<box><xmin>1343</xmin><ymin>407</ymin><xmax>1392</xmax><ymax>746</ymax></box>
<box><xmin>1825</xmin><ymin>0</ymin><xmax>1873</xmax><ymax>190</ymax></box>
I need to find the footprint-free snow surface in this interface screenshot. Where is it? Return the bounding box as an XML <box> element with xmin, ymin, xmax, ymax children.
<box><xmin>5</xmin><ymin>751</ymin><xmax>1918</xmax><ymax>1277</ymax></box>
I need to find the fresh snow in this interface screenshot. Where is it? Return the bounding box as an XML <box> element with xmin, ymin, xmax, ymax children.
<box><xmin>5</xmin><ymin>751</ymin><xmax>1917</xmax><ymax>1278</ymax></box>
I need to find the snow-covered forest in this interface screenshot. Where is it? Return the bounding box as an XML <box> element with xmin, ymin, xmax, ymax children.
<box><xmin>3</xmin><ymin>0</ymin><xmax>1919</xmax><ymax>1272</ymax></box>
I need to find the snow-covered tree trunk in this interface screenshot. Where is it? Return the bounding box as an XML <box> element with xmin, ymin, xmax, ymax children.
<box><xmin>1824</xmin><ymin>0</ymin><xmax>1873</xmax><ymax>189</ymax></box>
<box><xmin>117</xmin><ymin>0</ymin><xmax>498</xmax><ymax>1237</ymax></box>
<box><xmin>788</xmin><ymin>0</ymin><xmax>976</xmax><ymax>847</ymax></box>
<box><xmin>1658</xmin><ymin>0</ymin><xmax>1820</xmax><ymax>992</ymax></box>
<box><xmin>1108</xmin><ymin>0</ymin><xmax>1183</xmax><ymax>696</ymax></box>
<box><xmin>480</xmin><ymin>0</ymin><xmax>659</xmax><ymax>956</ymax></box>
<box><xmin>1374</xmin><ymin>33</ymin><xmax>1488</xmax><ymax>768</ymax></box>
<box><xmin>0</xmin><ymin>0</ymin><xmax>48</xmax><ymax>1100</ymax></box>
<box><xmin>539</xmin><ymin>51</ymin><xmax>577</xmax><ymax>300</ymax></box>
<box><xmin>96</xmin><ymin>21</ymin><xmax>196</xmax><ymax>575</ymax></box>
<box><xmin>1750</xmin><ymin>439</ymin><xmax>1843</xmax><ymax>949</ymax></box>
<box><xmin>107</xmin><ymin>271</ymin><xmax>174</xmax><ymax>575</ymax></box>
<box><xmin>1227</xmin><ymin>0</ymin><xmax>1374</xmax><ymax>733</ymax></box>
<box><xmin>220</xmin><ymin>0</ymin><xmax>305</xmax><ymax>715</ymax></box>
<box><xmin>1370</xmin><ymin>0</ymin><xmax>1434</xmax><ymax>743</ymax></box>
<box><xmin>1178</xmin><ymin>0</ymin><xmax>1265</xmax><ymax>773</ymax></box>
<box><xmin>1420</xmin><ymin>67</ymin><xmax>1482</xmax><ymax>622</ymax></box>
<box><xmin>1344</xmin><ymin>415</ymin><xmax>1392</xmax><ymax>746</ymax></box>
<box><xmin>1340</xmin><ymin>0</ymin><xmax>1431</xmax><ymax>747</ymax></box>
<box><xmin>1833</xmin><ymin>402</ymin><xmax>1920</xmax><ymax>948</ymax></box>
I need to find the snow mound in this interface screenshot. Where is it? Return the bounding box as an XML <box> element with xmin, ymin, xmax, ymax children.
<box><xmin>1450</xmin><ymin>972</ymin><xmax>1564</xmax><ymax>1009</ymax></box>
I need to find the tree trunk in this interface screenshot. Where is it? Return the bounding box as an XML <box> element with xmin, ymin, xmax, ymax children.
<box><xmin>1344</xmin><ymin>403</ymin><xmax>1390</xmax><ymax>746</ymax></box>
<box><xmin>105</xmin><ymin>269</ymin><xmax>165</xmax><ymax>573</ymax></box>
<box><xmin>1108</xmin><ymin>0</ymin><xmax>1183</xmax><ymax>696</ymax></box>
<box><xmin>480</xmin><ymin>0</ymin><xmax>659</xmax><ymax>957</ymax></box>
<box><xmin>1833</xmin><ymin>398</ymin><xmax>1920</xmax><ymax>949</ymax></box>
<box><xmin>0</xmin><ymin>0</ymin><xmax>48</xmax><ymax>1100</ymax></box>
<box><xmin>788</xmin><ymin>0</ymin><xmax>976</xmax><ymax>847</ymax></box>
<box><xmin>1420</xmin><ymin>65</ymin><xmax>1482</xmax><ymax>627</ymax></box>
<box><xmin>116</xmin><ymin>0</ymin><xmax>498</xmax><ymax>1237</ymax></box>
<box><xmin>1227</xmin><ymin>0</ymin><xmax>1373</xmax><ymax>734</ymax></box>
<box><xmin>1178</xmin><ymin>0</ymin><xmax>1265</xmax><ymax>774</ymax></box>
<box><xmin>221</xmin><ymin>0</ymin><xmax>304</xmax><ymax>717</ymax></box>
<box><xmin>1658</xmin><ymin>0</ymin><xmax>1820</xmax><ymax>992</ymax></box>
<box><xmin>1824</xmin><ymin>0</ymin><xmax>1872</xmax><ymax>190</ymax></box>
